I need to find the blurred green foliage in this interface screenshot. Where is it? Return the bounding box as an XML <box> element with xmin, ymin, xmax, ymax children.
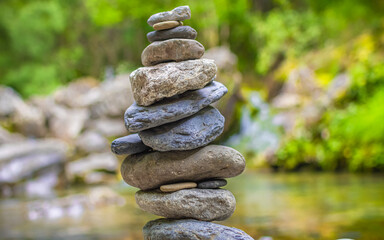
<box><xmin>0</xmin><ymin>0</ymin><xmax>384</xmax><ymax>171</ymax></box>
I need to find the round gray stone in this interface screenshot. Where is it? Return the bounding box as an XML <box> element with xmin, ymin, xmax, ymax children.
<box><xmin>139</xmin><ymin>106</ymin><xmax>224</xmax><ymax>151</ymax></box>
<box><xmin>129</xmin><ymin>59</ymin><xmax>217</xmax><ymax>106</ymax></box>
<box><xmin>143</xmin><ymin>218</ymin><xmax>255</xmax><ymax>240</ymax></box>
<box><xmin>121</xmin><ymin>145</ymin><xmax>245</xmax><ymax>190</ymax></box>
<box><xmin>125</xmin><ymin>81</ymin><xmax>227</xmax><ymax>132</ymax></box>
<box><xmin>141</xmin><ymin>39</ymin><xmax>204</xmax><ymax>66</ymax></box>
<box><xmin>147</xmin><ymin>26</ymin><xmax>197</xmax><ymax>43</ymax></box>
<box><xmin>147</xmin><ymin>6</ymin><xmax>191</xmax><ymax>26</ymax></box>
<box><xmin>111</xmin><ymin>134</ymin><xmax>150</xmax><ymax>155</ymax></box>
<box><xmin>197</xmin><ymin>179</ymin><xmax>227</xmax><ymax>189</ymax></box>
<box><xmin>136</xmin><ymin>189</ymin><xmax>236</xmax><ymax>221</ymax></box>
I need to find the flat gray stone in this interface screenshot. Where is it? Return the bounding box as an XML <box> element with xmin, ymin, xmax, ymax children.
<box><xmin>130</xmin><ymin>59</ymin><xmax>217</xmax><ymax>106</ymax></box>
<box><xmin>147</xmin><ymin>26</ymin><xmax>197</xmax><ymax>43</ymax></box>
<box><xmin>141</xmin><ymin>39</ymin><xmax>204</xmax><ymax>66</ymax></box>
<box><xmin>144</xmin><ymin>218</ymin><xmax>254</xmax><ymax>240</ymax></box>
<box><xmin>139</xmin><ymin>106</ymin><xmax>224</xmax><ymax>151</ymax></box>
<box><xmin>121</xmin><ymin>145</ymin><xmax>245</xmax><ymax>190</ymax></box>
<box><xmin>111</xmin><ymin>134</ymin><xmax>150</xmax><ymax>155</ymax></box>
<box><xmin>147</xmin><ymin>6</ymin><xmax>191</xmax><ymax>26</ymax></box>
<box><xmin>136</xmin><ymin>189</ymin><xmax>236</xmax><ymax>221</ymax></box>
<box><xmin>197</xmin><ymin>179</ymin><xmax>227</xmax><ymax>189</ymax></box>
<box><xmin>125</xmin><ymin>81</ymin><xmax>227</xmax><ymax>132</ymax></box>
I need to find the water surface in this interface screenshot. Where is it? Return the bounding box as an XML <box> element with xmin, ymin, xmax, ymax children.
<box><xmin>1</xmin><ymin>171</ymin><xmax>383</xmax><ymax>240</ymax></box>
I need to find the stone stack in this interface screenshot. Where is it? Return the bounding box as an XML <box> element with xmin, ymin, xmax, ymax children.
<box><xmin>111</xmin><ymin>6</ymin><xmax>253</xmax><ymax>240</ymax></box>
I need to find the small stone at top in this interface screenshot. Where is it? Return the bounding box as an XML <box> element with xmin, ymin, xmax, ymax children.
<box><xmin>153</xmin><ymin>20</ymin><xmax>182</xmax><ymax>31</ymax></box>
<box><xmin>148</xmin><ymin>6</ymin><xmax>191</xmax><ymax>27</ymax></box>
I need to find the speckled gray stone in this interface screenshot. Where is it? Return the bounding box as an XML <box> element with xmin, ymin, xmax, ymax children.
<box><xmin>130</xmin><ymin>59</ymin><xmax>217</xmax><ymax>106</ymax></box>
<box><xmin>141</xmin><ymin>39</ymin><xmax>204</xmax><ymax>66</ymax></box>
<box><xmin>197</xmin><ymin>179</ymin><xmax>227</xmax><ymax>189</ymax></box>
<box><xmin>147</xmin><ymin>26</ymin><xmax>197</xmax><ymax>43</ymax></box>
<box><xmin>124</xmin><ymin>81</ymin><xmax>227</xmax><ymax>132</ymax></box>
<box><xmin>143</xmin><ymin>219</ymin><xmax>255</xmax><ymax>240</ymax></box>
<box><xmin>111</xmin><ymin>134</ymin><xmax>150</xmax><ymax>155</ymax></box>
<box><xmin>147</xmin><ymin>6</ymin><xmax>191</xmax><ymax>26</ymax></box>
<box><xmin>136</xmin><ymin>189</ymin><xmax>236</xmax><ymax>221</ymax></box>
<box><xmin>139</xmin><ymin>106</ymin><xmax>224</xmax><ymax>151</ymax></box>
<box><xmin>121</xmin><ymin>145</ymin><xmax>245</xmax><ymax>190</ymax></box>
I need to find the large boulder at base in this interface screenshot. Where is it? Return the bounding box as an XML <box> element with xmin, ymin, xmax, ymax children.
<box><xmin>121</xmin><ymin>145</ymin><xmax>245</xmax><ymax>190</ymax></box>
<box><xmin>125</xmin><ymin>81</ymin><xmax>227</xmax><ymax>132</ymax></box>
<box><xmin>130</xmin><ymin>59</ymin><xmax>216</xmax><ymax>106</ymax></box>
<box><xmin>147</xmin><ymin>6</ymin><xmax>191</xmax><ymax>26</ymax></box>
<box><xmin>141</xmin><ymin>39</ymin><xmax>204</xmax><ymax>66</ymax></box>
<box><xmin>136</xmin><ymin>189</ymin><xmax>236</xmax><ymax>221</ymax></box>
<box><xmin>139</xmin><ymin>106</ymin><xmax>224</xmax><ymax>151</ymax></box>
<box><xmin>143</xmin><ymin>218</ymin><xmax>255</xmax><ymax>240</ymax></box>
<box><xmin>147</xmin><ymin>26</ymin><xmax>197</xmax><ymax>43</ymax></box>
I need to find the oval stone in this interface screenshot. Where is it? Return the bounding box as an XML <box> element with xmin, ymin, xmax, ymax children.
<box><xmin>153</xmin><ymin>20</ymin><xmax>181</xmax><ymax>31</ymax></box>
<box><xmin>139</xmin><ymin>106</ymin><xmax>224</xmax><ymax>151</ymax></box>
<box><xmin>143</xmin><ymin>219</ymin><xmax>255</xmax><ymax>240</ymax></box>
<box><xmin>147</xmin><ymin>6</ymin><xmax>191</xmax><ymax>26</ymax></box>
<box><xmin>160</xmin><ymin>182</ymin><xmax>197</xmax><ymax>192</ymax></box>
<box><xmin>147</xmin><ymin>26</ymin><xmax>197</xmax><ymax>43</ymax></box>
<box><xmin>120</xmin><ymin>145</ymin><xmax>245</xmax><ymax>190</ymax></box>
<box><xmin>136</xmin><ymin>189</ymin><xmax>236</xmax><ymax>221</ymax></box>
<box><xmin>110</xmin><ymin>134</ymin><xmax>150</xmax><ymax>155</ymax></box>
<box><xmin>129</xmin><ymin>59</ymin><xmax>217</xmax><ymax>106</ymax></box>
<box><xmin>124</xmin><ymin>81</ymin><xmax>227</xmax><ymax>132</ymax></box>
<box><xmin>141</xmin><ymin>39</ymin><xmax>204</xmax><ymax>66</ymax></box>
<box><xmin>197</xmin><ymin>179</ymin><xmax>227</xmax><ymax>189</ymax></box>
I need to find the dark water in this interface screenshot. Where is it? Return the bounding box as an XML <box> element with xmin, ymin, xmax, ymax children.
<box><xmin>1</xmin><ymin>171</ymin><xmax>384</xmax><ymax>240</ymax></box>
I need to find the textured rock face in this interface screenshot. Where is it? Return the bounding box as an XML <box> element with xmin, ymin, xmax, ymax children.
<box><xmin>136</xmin><ymin>189</ymin><xmax>236</xmax><ymax>221</ymax></box>
<box><xmin>129</xmin><ymin>59</ymin><xmax>217</xmax><ymax>106</ymax></box>
<box><xmin>147</xmin><ymin>26</ymin><xmax>197</xmax><ymax>43</ymax></box>
<box><xmin>143</xmin><ymin>219</ymin><xmax>255</xmax><ymax>240</ymax></box>
<box><xmin>121</xmin><ymin>145</ymin><xmax>245</xmax><ymax>190</ymax></box>
<box><xmin>147</xmin><ymin>6</ymin><xmax>191</xmax><ymax>26</ymax></box>
<box><xmin>141</xmin><ymin>39</ymin><xmax>204</xmax><ymax>66</ymax></box>
<box><xmin>125</xmin><ymin>81</ymin><xmax>227</xmax><ymax>132</ymax></box>
<box><xmin>139</xmin><ymin>106</ymin><xmax>224</xmax><ymax>151</ymax></box>
<box><xmin>110</xmin><ymin>134</ymin><xmax>150</xmax><ymax>155</ymax></box>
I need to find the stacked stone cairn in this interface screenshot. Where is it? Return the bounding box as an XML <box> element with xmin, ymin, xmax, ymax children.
<box><xmin>111</xmin><ymin>6</ymin><xmax>253</xmax><ymax>240</ymax></box>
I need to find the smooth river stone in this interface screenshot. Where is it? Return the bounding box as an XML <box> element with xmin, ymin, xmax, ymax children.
<box><xmin>129</xmin><ymin>59</ymin><xmax>217</xmax><ymax>106</ymax></box>
<box><xmin>147</xmin><ymin>6</ymin><xmax>191</xmax><ymax>26</ymax></box>
<box><xmin>121</xmin><ymin>145</ymin><xmax>245</xmax><ymax>190</ymax></box>
<box><xmin>197</xmin><ymin>179</ymin><xmax>227</xmax><ymax>189</ymax></box>
<box><xmin>160</xmin><ymin>182</ymin><xmax>197</xmax><ymax>192</ymax></box>
<box><xmin>143</xmin><ymin>219</ymin><xmax>255</xmax><ymax>240</ymax></box>
<box><xmin>136</xmin><ymin>189</ymin><xmax>236</xmax><ymax>221</ymax></box>
<box><xmin>139</xmin><ymin>106</ymin><xmax>224</xmax><ymax>151</ymax></box>
<box><xmin>141</xmin><ymin>39</ymin><xmax>204</xmax><ymax>66</ymax></box>
<box><xmin>147</xmin><ymin>26</ymin><xmax>197</xmax><ymax>43</ymax></box>
<box><xmin>124</xmin><ymin>81</ymin><xmax>227</xmax><ymax>132</ymax></box>
<box><xmin>110</xmin><ymin>134</ymin><xmax>150</xmax><ymax>155</ymax></box>
<box><xmin>153</xmin><ymin>20</ymin><xmax>182</xmax><ymax>31</ymax></box>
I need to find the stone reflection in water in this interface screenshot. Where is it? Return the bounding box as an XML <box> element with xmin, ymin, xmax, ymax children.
<box><xmin>27</xmin><ymin>187</ymin><xmax>125</xmax><ymax>221</ymax></box>
<box><xmin>143</xmin><ymin>218</ymin><xmax>254</xmax><ymax>240</ymax></box>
